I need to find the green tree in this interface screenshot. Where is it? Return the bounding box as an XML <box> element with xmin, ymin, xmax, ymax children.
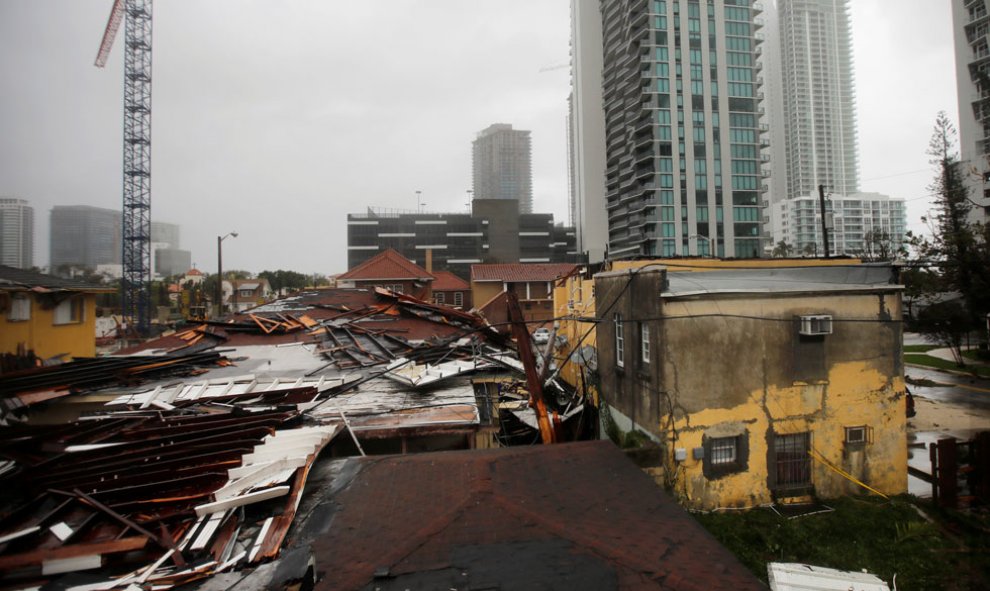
<box><xmin>258</xmin><ymin>269</ymin><xmax>310</xmax><ymax>293</ymax></box>
<box><xmin>771</xmin><ymin>240</ymin><xmax>793</xmax><ymax>258</ymax></box>
<box><xmin>910</xmin><ymin>112</ymin><xmax>990</xmax><ymax>341</ymax></box>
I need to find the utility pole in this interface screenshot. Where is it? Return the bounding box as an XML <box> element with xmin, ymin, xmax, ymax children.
<box><xmin>818</xmin><ymin>184</ymin><xmax>831</xmax><ymax>259</ymax></box>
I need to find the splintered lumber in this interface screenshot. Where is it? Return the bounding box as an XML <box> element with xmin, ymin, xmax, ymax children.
<box><xmin>0</xmin><ymin>536</ymin><xmax>149</xmax><ymax>571</ymax></box>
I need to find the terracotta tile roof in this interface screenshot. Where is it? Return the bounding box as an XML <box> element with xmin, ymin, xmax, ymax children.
<box><xmin>185</xmin><ymin>268</ymin><xmax>204</xmax><ymax>276</ymax></box>
<box><xmin>338</xmin><ymin>249</ymin><xmax>434</xmax><ymax>282</ymax></box>
<box><xmin>310</xmin><ymin>441</ymin><xmax>763</xmax><ymax>591</ymax></box>
<box><xmin>471</xmin><ymin>263</ymin><xmax>578</xmax><ymax>283</ymax></box>
<box><xmin>430</xmin><ymin>270</ymin><xmax>469</xmax><ymax>291</ymax></box>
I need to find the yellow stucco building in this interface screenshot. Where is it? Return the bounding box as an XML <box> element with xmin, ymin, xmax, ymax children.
<box><xmin>0</xmin><ymin>266</ymin><xmax>112</xmax><ymax>361</ymax></box>
<box><xmin>555</xmin><ymin>260</ymin><xmax>906</xmax><ymax>509</ymax></box>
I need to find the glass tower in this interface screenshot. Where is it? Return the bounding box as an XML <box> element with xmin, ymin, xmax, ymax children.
<box><xmin>601</xmin><ymin>0</ymin><xmax>767</xmax><ymax>259</ymax></box>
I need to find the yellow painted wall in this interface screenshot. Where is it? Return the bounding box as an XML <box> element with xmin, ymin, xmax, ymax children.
<box><xmin>552</xmin><ymin>273</ymin><xmax>598</xmax><ymax>398</ymax></box>
<box><xmin>471</xmin><ymin>281</ymin><xmax>504</xmax><ymax>310</ymax></box>
<box><xmin>1</xmin><ymin>294</ymin><xmax>98</xmax><ymax>359</ymax></box>
<box><xmin>592</xmin><ymin>266</ymin><xmax>906</xmax><ymax>509</ymax></box>
<box><xmin>663</xmin><ymin>362</ymin><xmax>907</xmax><ymax>509</ymax></box>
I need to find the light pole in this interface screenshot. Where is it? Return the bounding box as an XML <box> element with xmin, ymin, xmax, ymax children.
<box><xmin>216</xmin><ymin>232</ymin><xmax>238</xmax><ymax>318</ymax></box>
<box><xmin>416</xmin><ymin>190</ymin><xmax>424</xmax><ymax>213</ymax></box>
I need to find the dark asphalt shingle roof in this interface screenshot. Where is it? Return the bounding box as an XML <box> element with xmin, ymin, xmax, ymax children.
<box><xmin>310</xmin><ymin>441</ymin><xmax>764</xmax><ymax>591</ymax></box>
<box><xmin>0</xmin><ymin>266</ymin><xmax>111</xmax><ymax>292</ymax></box>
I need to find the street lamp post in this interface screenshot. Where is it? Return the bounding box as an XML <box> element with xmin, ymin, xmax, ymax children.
<box><xmin>415</xmin><ymin>190</ymin><xmax>424</xmax><ymax>213</ymax></box>
<box><xmin>216</xmin><ymin>232</ymin><xmax>238</xmax><ymax>318</ymax></box>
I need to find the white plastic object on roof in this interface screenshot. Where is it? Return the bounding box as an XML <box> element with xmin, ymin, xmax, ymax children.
<box><xmin>768</xmin><ymin>563</ymin><xmax>891</xmax><ymax>591</ymax></box>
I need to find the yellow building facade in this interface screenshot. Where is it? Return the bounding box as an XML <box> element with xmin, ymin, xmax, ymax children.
<box><xmin>0</xmin><ymin>267</ymin><xmax>111</xmax><ymax>360</ymax></box>
<box><xmin>586</xmin><ymin>263</ymin><xmax>907</xmax><ymax>509</ymax></box>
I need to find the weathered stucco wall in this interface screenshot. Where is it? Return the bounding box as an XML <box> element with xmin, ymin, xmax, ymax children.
<box><xmin>594</xmin><ymin>268</ymin><xmax>907</xmax><ymax>509</ymax></box>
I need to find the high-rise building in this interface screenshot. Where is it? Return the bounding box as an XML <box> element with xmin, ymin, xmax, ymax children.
<box><xmin>472</xmin><ymin>124</ymin><xmax>533</xmax><ymax>214</ymax></box>
<box><xmin>770</xmin><ymin>192</ymin><xmax>906</xmax><ymax>257</ymax></box>
<box><xmin>951</xmin><ymin>0</ymin><xmax>990</xmax><ymax>224</ymax></box>
<box><xmin>569</xmin><ymin>0</ymin><xmax>609</xmax><ymax>263</ymax></box>
<box><xmin>594</xmin><ymin>0</ymin><xmax>767</xmax><ymax>259</ymax></box>
<box><xmin>50</xmin><ymin>206</ymin><xmax>121</xmax><ymax>271</ymax></box>
<box><xmin>776</xmin><ymin>0</ymin><xmax>858</xmax><ymax>199</ymax></box>
<box><xmin>50</xmin><ymin>206</ymin><xmax>189</xmax><ymax>277</ymax></box>
<box><xmin>0</xmin><ymin>198</ymin><xmax>34</xmax><ymax>269</ymax></box>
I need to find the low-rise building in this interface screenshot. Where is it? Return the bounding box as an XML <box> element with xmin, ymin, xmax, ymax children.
<box><xmin>337</xmin><ymin>248</ymin><xmax>434</xmax><ymax>301</ymax></box>
<box><xmin>226</xmin><ymin>278</ymin><xmax>272</xmax><ymax>313</ymax></box>
<box><xmin>430</xmin><ymin>270</ymin><xmax>471</xmax><ymax>309</ymax></box>
<box><xmin>593</xmin><ymin>264</ymin><xmax>907</xmax><ymax>509</ymax></box>
<box><xmin>0</xmin><ymin>265</ymin><xmax>113</xmax><ymax>360</ymax></box>
<box><xmin>472</xmin><ymin>263</ymin><xmax>577</xmax><ymax>327</ymax></box>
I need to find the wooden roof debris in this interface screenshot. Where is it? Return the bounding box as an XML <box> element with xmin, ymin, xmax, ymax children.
<box><xmin>0</xmin><ymin>286</ymin><xmax>597</xmax><ymax>590</ymax></box>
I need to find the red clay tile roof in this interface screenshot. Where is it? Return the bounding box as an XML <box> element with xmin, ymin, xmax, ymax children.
<box><xmin>185</xmin><ymin>268</ymin><xmax>204</xmax><ymax>276</ymax></box>
<box><xmin>430</xmin><ymin>270</ymin><xmax>469</xmax><ymax>291</ymax></box>
<box><xmin>310</xmin><ymin>441</ymin><xmax>764</xmax><ymax>591</ymax></box>
<box><xmin>471</xmin><ymin>263</ymin><xmax>578</xmax><ymax>283</ymax></box>
<box><xmin>338</xmin><ymin>249</ymin><xmax>434</xmax><ymax>282</ymax></box>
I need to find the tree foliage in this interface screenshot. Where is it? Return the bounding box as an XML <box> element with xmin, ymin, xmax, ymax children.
<box><xmin>258</xmin><ymin>269</ymin><xmax>311</xmax><ymax>293</ymax></box>
<box><xmin>771</xmin><ymin>240</ymin><xmax>792</xmax><ymax>258</ymax></box>
<box><xmin>910</xmin><ymin>112</ymin><xmax>990</xmax><ymax>336</ymax></box>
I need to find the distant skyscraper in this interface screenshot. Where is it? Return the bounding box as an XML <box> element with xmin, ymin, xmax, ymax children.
<box><xmin>472</xmin><ymin>124</ymin><xmax>533</xmax><ymax>214</ymax></box>
<box><xmin>51</xmin><ymin>206</ymin><xmax>189</xmax><ymax>277</ymax></box>
<box><xmin>0</xmin><ymin>198</ymin><xmax>34</xmax><ymax>269</ymax></box>
<box><xmin>776</xmin><ymin>0</ymin><xmax>858</xmax><ymax>198</ymax></box>
<box><xmin>568</xmin><ymin>0</ymin><xmax>609</xmax><ymax>263</ymax></box>
<box><xmin>50</xmin><ymin>205</ymin><xmax>121</xmax><ymax>271</ymax></box>
<box><xmin>951</xmin><ymin>0</ymin><xmax>990</xmax><ymax>224</ymax></box>
<box><xmin>592</xmin><ymin>0</ymin><xmax>767</xmax><ymax>258</ymax></box>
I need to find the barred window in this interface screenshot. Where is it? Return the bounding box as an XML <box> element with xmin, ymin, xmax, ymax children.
<box><xmin>710</xmin><ymin>437</ymin><xmax>737</xmax><ymax>465</ymax></box>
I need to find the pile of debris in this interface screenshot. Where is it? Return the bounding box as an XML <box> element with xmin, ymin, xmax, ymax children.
<box><xmin>0</xmin><ymin>287</ymin><xmax>593</xmax><ymax>589</ymax></box>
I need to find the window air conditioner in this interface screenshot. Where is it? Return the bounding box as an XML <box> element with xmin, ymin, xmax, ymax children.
<box><xmin>799</xmin><ymin>314</ymin><xmax>832</xmax><ymax>336</ymax></box>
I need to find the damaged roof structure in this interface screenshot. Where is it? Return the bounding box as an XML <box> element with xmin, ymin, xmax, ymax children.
<box><xmin>0</xmin><ymin>285</ymin><xmax>755</xmax><ymax>589</ymax></box>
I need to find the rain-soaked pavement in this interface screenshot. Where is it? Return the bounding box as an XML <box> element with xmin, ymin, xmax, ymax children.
<box><xmin>904</xmin><ymin>359</ymin><xmax>990</xmax><ymax>497</ymax></box>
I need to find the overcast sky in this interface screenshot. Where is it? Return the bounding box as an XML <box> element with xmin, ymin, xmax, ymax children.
<box><xmin>0</xmin><ymin>0</ymin><xmax>959</xmax><ymax>276</ymax></box>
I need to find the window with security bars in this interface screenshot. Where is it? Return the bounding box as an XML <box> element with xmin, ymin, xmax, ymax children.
<box><xmin>773</xmin><ymin>432</ymin><xmax>811</xmax><ymax>491</ymax></box>
<box><xmin>453</xmin><ymin>292</ymin><xmax>463</xmax><ymax>307</ymax></box>
<box><xmin>710</xmin><ymin>437</ymin><xmax>737</xmax><ymax>465</ymax></box>
<box><xmin>703</xmin><ymin>432</ymin><xmax>748</xmax><ymax>479</ymax></box>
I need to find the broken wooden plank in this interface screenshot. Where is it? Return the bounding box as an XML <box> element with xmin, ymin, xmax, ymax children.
<box><xmin>0</xmin><ymin>536</ymin><xmax>148</xmax><ymax>571</ymax></box>
<box><xmin>194</xmin><ymin>486</ymin><xmax>290</xmax><ymax>517</ymax></box>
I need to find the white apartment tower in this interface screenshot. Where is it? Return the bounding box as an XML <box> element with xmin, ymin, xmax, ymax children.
<box><xmin>951</xmin><ymin>0</ymin><xmax>990</xmax><ymax>224</ymax></box>
<box><xmin>569</xmin><ymin>0</ymin><xmax>609</xmax><ymax>263</ymax></box>
<box><xmin>0</xmin><ymin>198</ymin><xmax>34</xmax><ymax>269</ymax></box>
<box><xmin>777</xmin><ymin>0</ymin><xmax>858</xmax><ymax>198</ymax></box>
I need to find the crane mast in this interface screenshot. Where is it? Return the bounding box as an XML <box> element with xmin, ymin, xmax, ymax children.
<box><xmin>96</xmin><ymin>0</ymin><xmax>153</xmax><ymax>335</ymax></box>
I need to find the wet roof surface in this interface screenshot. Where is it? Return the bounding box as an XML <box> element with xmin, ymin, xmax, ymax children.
<box><xmin>308</xmin><ymin>441</ymin><xmax>764</xmax><ymax>591</ymax></box>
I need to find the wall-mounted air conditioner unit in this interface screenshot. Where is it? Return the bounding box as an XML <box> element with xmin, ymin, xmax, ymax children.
<box><xmin>799</xmin><ymin>314</ymin><xmax>833</xmax><ymax>336</ymax></box>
